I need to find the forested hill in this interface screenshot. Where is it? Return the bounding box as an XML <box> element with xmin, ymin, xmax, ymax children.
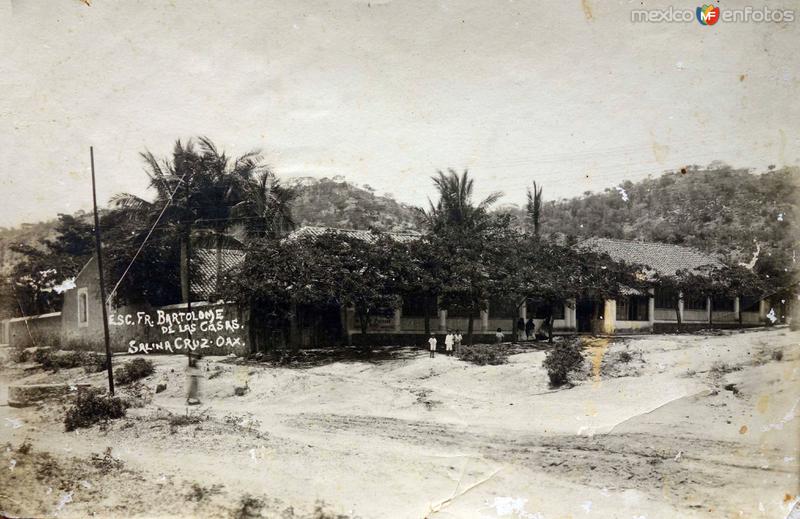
<box><xmin>2</xmin><ymin>166</ymin><xmax>796</xmax><ymax>274</ymax></box>
<box><xmin>535</xmin><ymin>165</ymin><xmax>798</xmax><ymax>264</ymax></box>
<box><xmin>0</xmin><ymin>177</ymin><xmax>422</xmax><ymax>274</ymax></box>
<box><xmin>288</xmin><ymin>176</ymin><xmax>421</xmax><ymax>232</ymax></box>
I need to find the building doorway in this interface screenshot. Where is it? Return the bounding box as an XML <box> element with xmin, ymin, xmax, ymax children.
<box><xmin>576</xmin><ymin>299</ymin><xmax>599</xmax><ymax>333</ymax></box>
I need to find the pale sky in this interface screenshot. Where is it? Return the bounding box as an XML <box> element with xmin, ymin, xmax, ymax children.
<box><xmin>0</xmin><ymin>0</ymin><xmax>798</xmax><ymax>227</ymax></box>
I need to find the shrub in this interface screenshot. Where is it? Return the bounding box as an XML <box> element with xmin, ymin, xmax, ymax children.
<box><xmin>9</xmin><ymin>347</ymin><xmax>29</xmax><ymax>363</ymax></box>
<box><xmin>17</xmin><ymin>439</ymin><xmax>32</xmax><ymax>454</ymax></box>
<box><xmin>618</xmin><ymin>351</ymin><xmax>633</xmax><ymax>363</ymax></box>
<box><xmin>32</xmin><ymin>348</ymin><xmax>56</xmax><ymax>370</ymax></box>
<box><xmin>169</xmin><ymin>412</ymin><xmax>204</xmax><ymax>427</ymax></box>
<box><xmin>709</xmin><ymin>361</ymin><xmax>740</xmax><ymax>376</ymax></box>
<box><xmin>543</xmin><ymin>341</ymin><xmax>584</xmax><ymax>387</ymax></box>
<box><xmin>772</xmin><ymin>350</ymin><xmax>784</xmax><ymax>361</ymax></box>
<box><xmin>64</xmin><ymin>388</ymin><xmax>128</xmax><ymax>431</ymax></box>
<box><xmin>114</xmin><ymin>358</ymin><xmax>155</xmax><ymax>385</ymax></box>
<box><xmin>90</xmin><ymin>447</ymin><xmax>124</xmax><ymax>474</ymax></box>
<box><xmin>456</xmin><ymin>344</ymin><xmax>509</xmax><ymax>366</ymax></box>
<box><xmin>82</xmin><ymin>352</ymin><xmax>109</xmax><ymax>374</ymax></box>
<box><xmin>30</xmin><ymin>349</ymin><xmax>108</xmax><ymax>373</ymax></box>
<box><xmin>233</xmin><ymin>495</ymin><xmax>265</xmax><ymax>519</ymax></box>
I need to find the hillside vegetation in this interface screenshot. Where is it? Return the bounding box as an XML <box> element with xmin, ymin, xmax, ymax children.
<box><xmin>532</xmin><ymin>164</ymin><xmax>798</xmax><ymax>265</ymax></box>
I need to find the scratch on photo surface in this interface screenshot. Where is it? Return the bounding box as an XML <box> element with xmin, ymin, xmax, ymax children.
<box><xmin>428</xmin><ymin>466</ymin><xmax>502</xmax><ymax>516</ymax></box>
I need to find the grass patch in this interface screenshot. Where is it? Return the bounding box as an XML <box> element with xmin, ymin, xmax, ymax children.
<box><xmin>456</xmin><ymin>343</ymin><xmax>509</xmax><ymax>365</ymax></box>
<box><xmin>186</xmin><ymin>482</ymin><xmax>224</xmax><ymax>502</ymax></box>
<box><xmin>90</xmin><ymin>447</ymin><xmax>125</xmax><ymax>474</ymax></box>
<box><xmin>709</xmin><ymin>361</ymin><xmax>741</xmax><ymax>376</ymax></box>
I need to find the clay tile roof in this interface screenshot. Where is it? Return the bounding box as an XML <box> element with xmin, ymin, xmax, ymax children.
<box><xmin>578</xmin><ymin>237</ymin><xmax>723</xmax><ymax>277</ymax></box>
<box><xmin>288</xmin><ymin>225</ymin><xmax>422</xmax><ymax>243</ymax></box>
<box><xmin>192</xmin><ymin>248</ymin><xmax>246</xmax><ymax>298</ymax></box>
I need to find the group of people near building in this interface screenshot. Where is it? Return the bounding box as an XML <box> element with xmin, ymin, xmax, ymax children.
<box><xmin>427</xmin><ymin>317</ymin><xmax>553</xmax><ymax>358</ymax></box>
<box><xmin>515</xmin><ymin>316</ymin><xmax>550</xmax><ymax>341</ymax></box>
<box><xmin>428</xmin><ymin>330</ymin><xmax>463</xmax><ymax>357</ymax></box>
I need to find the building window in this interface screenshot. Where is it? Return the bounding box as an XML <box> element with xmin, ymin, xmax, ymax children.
<box><xmin>741</xmin><ymin>295</ymin><xmax>760</xmax><ymax>312</ymax></box>
<box><xmin>654</xmin><ymin>287</ymin><xmax>677</xmax><ymax>309</ymax></box>
<box><xmin>401</xmin><ymin>294</ymin><xmax>437</xmax><ymax>318</ymax></box>
<box><xmin>489</xmin><ymin>297</ymin><xmax>519</xmax><ymax>319</ymax></box>
<box><xmin>617</xmin><ymin>296</ymin><xmax>649</xmax><ymax>321</ymax></box>
<box><xmin>527</xmin><ymin>300</ymin><xmax>565</xmax><ymax>320</ymax></box>
<box><xmin>684</xmin><ymin>295</ymin><xmax>707</xmax><ymax>311</ymax></box>
<box><xmin>78</xmin><ymin>288</ymin><xmax>89</xmax><ymax>327</ymax></box>
<box><xmin>711</xmin><ymin>296</ymin><xmax>734</xmax><ymax>312</ymax></box>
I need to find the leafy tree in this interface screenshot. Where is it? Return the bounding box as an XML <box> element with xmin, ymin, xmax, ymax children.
<box><xmin>514</xmin><ymin>240</ymin><xmax>646</xmax><ymax>341</ymax></box>
<box><xmin>385</xmin><ymin>236</ymin><xmax>444</xmax><ymax>335</ymax></box>
<box><xmin>5</xmin><ymin>213</ymin><xmax>94</xmax><ymax>316</ymax></box>
<box><xmin>219</xmin><ymin>231</ymin><xmax>401</xmax><ymax>350</ymax></box>
<box><xmin>437</xmin><ymin>213</ymin><xmax>520</xmax><ymax>345</ymax></box>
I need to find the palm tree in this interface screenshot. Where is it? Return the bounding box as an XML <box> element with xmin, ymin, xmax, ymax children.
<box><xmin>230</xmin><ymin>170</ymin><xmax>296</xmax><ymax>242</ymax></box>
<box><xmin>111</xmin><ymin>138</ymin><xmax>294</xmax><ymax>304</ymax></box>
<box><xmin>423</xmin><ymin>168</ymin><xmax>504</xmax><ymax>344</ymax></box>
<box><xmin>423</xmin><ymin>168</ymin><xmax>502</xmax><ymax>232</ymax></box>
<box><xmin>111</xmin><ymin>140</ymin><xmax>201</xmax><ymax>304</ymax></box>
<box><xmin>526</xmin><ymin>181</ymin><xmax>543</xmax><ymax>238</ymax></box>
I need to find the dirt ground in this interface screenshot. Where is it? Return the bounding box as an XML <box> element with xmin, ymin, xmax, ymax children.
<box><xmin>1</xmin><ymin>327</ymin><xmax>799</xmax><ymax>518</ymax></box>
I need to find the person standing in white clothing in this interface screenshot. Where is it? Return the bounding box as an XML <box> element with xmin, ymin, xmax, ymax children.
<box><xmin>428</xmin><ymin>334</ymin><xmax>437</xmax><ymax>358</ymax></box>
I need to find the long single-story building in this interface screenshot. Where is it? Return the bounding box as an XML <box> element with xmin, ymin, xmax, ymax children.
<box><xmin>20</xmin><ymin>227</ymin><xmax>774</xmax><ymax>354</ymax></box>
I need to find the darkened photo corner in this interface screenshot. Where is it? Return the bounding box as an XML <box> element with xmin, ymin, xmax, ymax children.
<box><xmin>0</xmin><ymin>1</ymin><xmax>798</xmax><ymax>518</ymax></box>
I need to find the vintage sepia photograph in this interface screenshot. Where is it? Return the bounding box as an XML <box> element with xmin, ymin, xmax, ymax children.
<box><xmin>0</xmin><ymin>1</ymin><xmax>798</xmax><ymax>518</ymax></box>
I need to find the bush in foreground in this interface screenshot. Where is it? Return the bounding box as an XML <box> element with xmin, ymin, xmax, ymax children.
<box><xmin>64</xmin><ymin>388</ymin><xmax>128</xmax><ymax>431</ymax></box>
<box><xmin>114</xmin><ymin>358</ymin><xmax>155</xmax><ymax>385</ymax></box>
<box><xmin>456</xmin><ymin>344</ymin><xmax>509</xmax><ymax>365</ymax></box>
<box><xmin>543</xmin><ymin>341</ymin><xmax>584</xmax><ymax>387</ymax></box>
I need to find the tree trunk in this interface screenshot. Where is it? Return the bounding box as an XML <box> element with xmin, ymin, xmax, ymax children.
<box><xmin>423</xmin><ymin>298</ymin><xmax>431</xmax><ymax>335</ymax></box>
<box><xmin>467</xmin><ymin>311</ymin><xmax>474</xmax><ymax>346</ymax></box>
<box><xmin>180</xmin><ymin>236</ymin><xmax>189</xmax><ymax>304</ymax></box>
<box><xmin>709</xmin><ymin>298</ymin><xmax>713</xmax><ymax>326</ymax></box>
<box><xmin>289</xmin><ymin>300</ymin><xmax>299</xmax><ymax>350</ymax></box>
<box><xmin>674</xmin><ymin>299</ymin><xmax>682</xmax><ymax>331</ymax></box>
<box><xmin>546</xmin><ymin>306</ymin><xmax>554</xmax><ymax>344</ymax></box>
<box><xmin>738</xmin><ymin>298</ymin><xmax>743</xmax><ymax>328</ymax></box>
<box><xmin>359</xmin><ymin>312</ymin><xmax>369</xmax><ymax>336</ymax></box>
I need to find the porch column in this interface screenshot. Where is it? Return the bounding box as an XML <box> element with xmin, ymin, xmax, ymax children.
<box><xmin>439</xmin><ymin>309</ymin><xmax>447</xmax><ymax>332</ymax></box>
<box><xmin>648</xmin><ymin>288</ymin><xmax>655</xmax><ymax>329</ymax></box>
<box><xmin>480</xmin><ymin>307</ymin><xmax>489</xmax><ymax>332</ymax></box>
<box><xmin>566</xmin><ymin>298</ymin><xmax>577</xmax><ymax>329</ymax></box>
<box><xmin>602</xmin><ymin>299</ymin><xmax>616</xmax><ymax>334</ymax></box>
<box><xmin>519</xmin><ymin>302</ymin><xmax>526</xmax><ymax>319</ymax></box>
<box><xmin>393</xmin><ymin>308</ymin><xmax>402</xmax><ymax>332</ymax></box>
<box><xmin>734</xmin><ymin>297</ymin><xmax>740</xmax><ymax>322</ymax></box>
<box><xmin>678</xmin><ymin>291</ymin><xmax>685</xmax><ymax>322</ymax></box>
<box><xmin>707</xmin><ymin>297</ymin><xmax>712</xmax><ymax>323</ymax></box>
<box><xmin>759</xmin><ymin>299</ymin><xmax>768</xmax><ymax>321</ymax></box>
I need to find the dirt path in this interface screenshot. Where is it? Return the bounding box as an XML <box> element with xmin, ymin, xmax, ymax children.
<box><xmin>1</xmin><ymin>328</ymin><xmax>799</xmax><ymax>518</ymax></box>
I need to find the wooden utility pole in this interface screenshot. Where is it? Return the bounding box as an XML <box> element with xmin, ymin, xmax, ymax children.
<box><xmin>90</xmin><ymin>147</ymin><xmax>115</xmax><ymax>396</ymax></box>
<box><xmin>184</xmin><ymin>171</ymin><xmax>194</xmax><ymax>367</ymax></box>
